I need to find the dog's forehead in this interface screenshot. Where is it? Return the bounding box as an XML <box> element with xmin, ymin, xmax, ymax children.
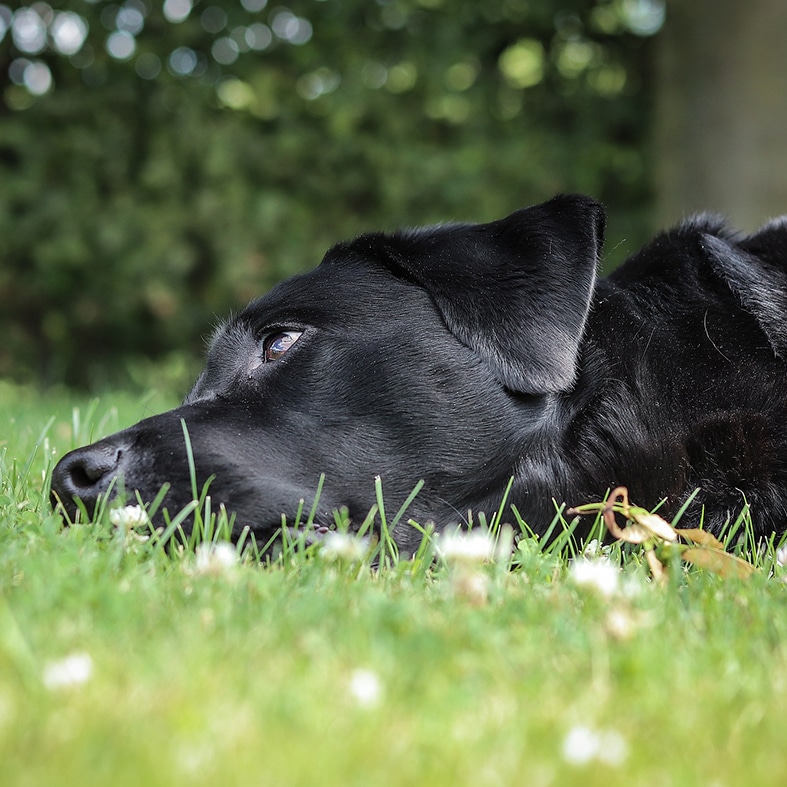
<box><xmin>237</xmin><ymin>250</ymin><xmax>415</xmax><ymax>329</ymax></box>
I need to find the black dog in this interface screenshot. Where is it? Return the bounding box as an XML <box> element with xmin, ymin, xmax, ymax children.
<box><xmin>51</xmin><ymin>194</ymin><xmax>787</xmax><ymax>550</ymax></box>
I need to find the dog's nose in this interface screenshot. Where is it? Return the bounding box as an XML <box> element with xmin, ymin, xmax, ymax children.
<box><xmin>50</xmin><ymin>444</ymin><xmax>122</xmax><ymax>517</ymax></box>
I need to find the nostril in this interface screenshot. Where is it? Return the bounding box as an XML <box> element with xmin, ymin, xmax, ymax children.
<box><xmin>51</xmin><ymin>442</ymin><xmax>127</xmax><ymax>522</ymax></box>
<box><xmin>69</xmin><ymin>448</ymin><xmax>122</xmax><ymax>489</ymax></box>
<box><xmin>52</xmin><ymin>445</ymin><xmax>122</xmax><ymax>496</ymax></box>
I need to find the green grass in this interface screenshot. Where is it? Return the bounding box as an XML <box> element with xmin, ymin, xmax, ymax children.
<box><xmin>3</xmin><ymin>381</ymin><xmax>787</xmax><ymax>786</ymax></box>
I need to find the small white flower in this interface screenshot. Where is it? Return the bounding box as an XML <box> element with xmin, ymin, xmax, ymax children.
<box><xmin>569</xmin><ymin>558</ymin><xmax>621</xmax><ymax>598</ymax></box>
<box><xmin>320</xmin><ymin>532</ymin><xmax>369</xmax><ymax>562</ymax></box>
<box><xmin>581</xmin><ymin>538</ymin><xmax>614</xmax><ymax>558</ymax></box>
<box><xmin>598</xmin><ymin>729</ymin><xmax>629</xmax><ymax>766</ymax></box>
<box><xmin>348</xmin><ymin>669</ymin><xmax>382</xmax><ymax>708</ymax></box>
<box><xmin>605</xmin><ymin>607</ymin><xmax>637</xmax><ymax>640</ymax></box>
<box><xmin>434</xmin><ymin>530</ymin><xmax>496</xmax><ymax>564</ymax></box>
<box><xmin>562</xmin><ymin>725</ymin><xmax>599</xmax><ymax>765</ymax></box>
<box><xmin>562</xmin><ymin>725</ymin><xmax>628</xmax><ymax>767</ymax></box>
<box><xmin>193</xmin><ymin>542</ymin><xmax>238</xmax><ymax>577</ymax></box>
<box><xmin>43</xmin><ymin>652</ymin><xmax>93</xmax><ymax>690</ymax></box>
<box><xmin>109</xmin><ymin>505</ymin><xmax>149</xmax><ymax>530</ymax></box>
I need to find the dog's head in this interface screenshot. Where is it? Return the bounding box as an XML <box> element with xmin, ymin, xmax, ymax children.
<box><xmin>50</xmin><ymin>194</ymin><xmax>605</xmax><ymax>550</ymax></box>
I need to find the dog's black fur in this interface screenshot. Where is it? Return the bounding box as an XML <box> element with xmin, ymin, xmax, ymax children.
<box><xmin>51</xmin><ymin>195</ymin><xmax>787</xmax><ymax>550</ymax></box>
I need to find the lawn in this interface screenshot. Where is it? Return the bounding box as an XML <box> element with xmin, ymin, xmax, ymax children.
<box><xmin>2</xmin><ymin>380</ymin><xmax>787</xmax><ymax>786</ymax></box>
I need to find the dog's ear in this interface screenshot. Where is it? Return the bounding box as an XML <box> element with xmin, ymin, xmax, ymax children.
<box><xmin>706</xmin><ymin>218</ymin><xmax>787</xmax><ymax>358</ymax></box>
<box><xmin>740</xmin><ymin>216</ymin><xmax>787</xmax><ymax>264</ymax></box>
<box><xmin>390</xmin><ymin>194</ymin><xmax>605</xmax><ymax>393</ymax></box>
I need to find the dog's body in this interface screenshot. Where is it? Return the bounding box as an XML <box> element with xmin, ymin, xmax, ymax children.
<box><xmin>51</xmin><ymin>195</ymin><xmax>787</xmax><ymax>549</ymax></box>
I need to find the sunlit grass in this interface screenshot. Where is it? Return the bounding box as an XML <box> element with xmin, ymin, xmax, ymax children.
<box><xmin>3</xmin><ymin>382</ymin><xmax>787</xmax><ymax>786</ymax></box>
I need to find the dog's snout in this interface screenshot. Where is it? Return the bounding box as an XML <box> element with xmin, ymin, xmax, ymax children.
<box><xmin>50</xmin><ymin>444</ymin><xmax>123</xmax><ymax>516</ymax></box>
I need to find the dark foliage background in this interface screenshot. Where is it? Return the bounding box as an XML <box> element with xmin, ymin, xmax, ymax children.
<box><xmin>0</xmin><ymin>0</ymin><xmax>659</xmax><ymax>388</ymax></box>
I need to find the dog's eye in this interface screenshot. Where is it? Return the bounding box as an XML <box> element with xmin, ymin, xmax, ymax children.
<box><xmin>262</xmin><ymin>330</ymin><xmax>302</xmax><ymax>362</ymax></box>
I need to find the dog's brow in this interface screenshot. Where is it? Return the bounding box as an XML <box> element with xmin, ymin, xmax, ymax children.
<box><xmin>208</xmin><ymin>320</ymin><xmax>254</xmax><ymax>356</ymax></box>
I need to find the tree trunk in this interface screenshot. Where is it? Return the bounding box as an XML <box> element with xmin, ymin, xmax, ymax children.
<box><xmin>655</xmin><ymin>0</ymin><xmax>787</xmax><ymax>231</ymax></box>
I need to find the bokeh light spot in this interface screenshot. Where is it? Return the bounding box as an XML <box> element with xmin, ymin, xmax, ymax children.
<box><xmin>50</xmin><ymin>12</ymin><xmax>89</xmax><ymax>56</ymax></box>
<box><xmin>361</xmin><ymin>61</ymin><xmax>387</xmax><ymax>89</ymax></box>
<box><xmin>296</xmin><ymin>67</ymin><xmax>340</xmax><ymax>100</ymax></box>
<box><xmin>445</xmin><ymin>61</ymin><xmax>478</xmax><ymax>92</ymax></box>
<box><xmin>499</xmin><ymin>39</ymin><xmax>545</xmax><ymax>89</ymax></box>
<box><xmin>271</xmin><ymin>11</ymin><xmax>312</xmax><ymax>45</ymax></box>
<box><xmin>588</xmin><ymin>63</ymin><xmax>627</xmax><ymax>96</ymax></box>
<box><xmin>135</xmin><ymin>52</ymin><xmax>161</xmax><ymax>80</ymax></box>
<box><xmin>168</xmin><ymin>46</ymin><xmax>198</xmax><ymax>76</ymax></box>
<box><xmin>230</xmin><ymin>27</ymin><xmax>253</xmax><ymax>53</ymax></box>
<box><xmin>23</xmin><ymin>60</ymin><xmax>53</xmax><ymax>95</ymax></box>
<box><xmin>163</xmin><ymin>0</ymin><xmax>192</xmax><ymax>24</ymax></box>
<box><xmin>106</xmin><ymin>30</ymin><xmax>136</xmax><ymax>60</ymax></box>
<box><xmin>556</xmin><ymin>40</ymin><xmax>600</xmax><ymax>79</ymax></box>
<box><xmin>12</xmin><ymin>8</ymin><xmax>47</xmax><ymax>54</ymax></box>
<box><xmin>247</xmin><ymin>23</ymin><xmax>272</xmax><ymax>50</ymax></box>
<box><xmin>0</xmin><ymin>6</ymin><xmax>11</xmax><ymax>43</ymax></box>
<box><xmin>117</xmin><ymin>5</ymin><xmax>145</xmax><ymax>35</ymax></box>
<box><xmin>425</xmin><ymin>94</ymin><xmax>470</xmax><ymax>124</ymax></box>
<box><xmin>201</xmin><ymin>6</ymin><xmax>227</xmax><ymax>34</ymax></box>
<box><xmin>9</xmin><ymin>58</ymin><xmax>31</xmax><ymax>86</ymax></box>
<box><xmin>622</xmin><ymin>0</ymin><xmax>665</xmax><ymax>36</ymax></box>
<box><xmin>386</xmin><ymin>62</ymin><xmax>417</xmax><ymax>93</ymax></box>
<box><xmin>211</xmin><ymin>37</ymin><xmax>239</xmax><ymax>65</ymax></box>
<box><xmin>217</xmin><ymin>77</ymin><xmax>256</xmax><ymax>110</ymax></box>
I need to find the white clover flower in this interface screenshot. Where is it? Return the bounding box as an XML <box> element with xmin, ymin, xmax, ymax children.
<box><xmin>581</xmin><ymin>538</ymin><xmax>614</xmax><ymax>558</ymax></box>
<box><xmin>320</xmin><ymin>532</ymin><xmax>369</xmax><ymax>562</ymax></box>
<box><xmin>348</xmin><ymin>669</ymin><xmax>382</xmax><ymax>708</ymax></box>
<box><xmin>562</xmin><ymin>725</ymin><xmax>599</xmax><ymax>765</ymax></box>
<box><xmin>569</xmin><ymin>557</ymin><xmax>621</xmax><ymax>598</ymax></box>
<box><xmin>109</xmin><ymin>504</ymin><xmax>149</xmax><ymax>530</ymax></box>
<box><xmin>193</xmin><ymin>541</ymin><xmax>238</xmax><ymax>577</ymax></box>
<box><xmin>43</xmin><ymin>652</ymin><xmax>93</xmax><ymax>690</ymax></box>
<box><xmin>598</xmin><ymin>729</ymin><xmax>629</xmax><ymax>766</ymax></box>
<box><xmin>562</xmin><ymin>725</ymin><xmax>628</xmax><ymax>767</ymax></box>
<box><xmin>434</xmin><ymin>530</ymin><xmax>497</xmax><ymax>564</ymax></box>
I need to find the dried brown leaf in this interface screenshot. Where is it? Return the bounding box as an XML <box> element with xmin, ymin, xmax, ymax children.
<box><xmin>630</xmin><ymin>510</ymin><xmax>678</xmax><ymax>542</ymax></box>
<box><xmin>645</xmin><ymin>549</ymin><xmax>667</xmax><ymax>584</ymax></box>
<box><xmin>674</xmin><ymin>528</ymin><xmax>725</xmax><ymax>550</ymax></box>
<box><xmin>575</xmin><ymin>487</ymin><xmax>757</xmax><ymax>582</ymax></box>
<box><xmin>681</xmin><ymin>548</ymin><xmax>756</xmax><ymax>579</ymax></box>
<box><xmin>606</xmin><ymin>518</ymin><xmax>652</xmax><ymax>544</ymax></box>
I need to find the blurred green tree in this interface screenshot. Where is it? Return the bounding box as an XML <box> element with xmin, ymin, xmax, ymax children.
<box><xmin>0</xmin><ymin>0</ymin><xmax>657</xmax><ymax>387</ymax></box>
